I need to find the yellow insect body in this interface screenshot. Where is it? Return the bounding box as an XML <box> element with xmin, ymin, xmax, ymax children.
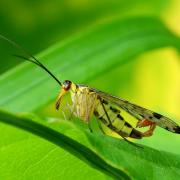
<box><xmin>58</xmin><ymin>81</ymin><xmax>138</xmax><ymax>138</ymax></box>
<box><xmin>93</xmin><ymin>98</ymin><xmax>134</xmax><ymax>137</ymax></box>
<box><xmin>55</xmin><ymin>80</ymin><xmax>180</xmax><ymax>140</ymax></box>
<box><xmin>70</xmin><ymin>84</ymin><xmax>98</xmax><ymax>122</ymax></box>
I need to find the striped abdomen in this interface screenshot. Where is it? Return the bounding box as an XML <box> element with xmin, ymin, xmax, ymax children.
<box><xmin>94</xmin><ymin>99</ymin><xmax>142</xmax><ymax>139</ymax></box>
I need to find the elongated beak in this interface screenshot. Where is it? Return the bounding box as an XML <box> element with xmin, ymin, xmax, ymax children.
<box><xmin>55</xmin><ymin>88</ymin><xmax>67</xmax><ymax>110</ymax></box>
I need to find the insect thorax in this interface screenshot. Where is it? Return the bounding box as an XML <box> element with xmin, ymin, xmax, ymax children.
<box><xmin>70</xmin><ymin>86</ymin><xmax>98</xmax><ymax>122</ymax></box>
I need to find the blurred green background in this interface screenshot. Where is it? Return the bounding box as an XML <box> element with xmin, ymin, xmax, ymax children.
<box><xmin>0</xmin><ymin>0</ymin><xmax>179</xmax><ymax>123</ymax></box>
<box><xmin>0</xmin><ymin>0</ymin><xmax>179</xmax><ymax>70</ymax></box>
<box><xmin>0</xmin><ymin>0</ymin><xmax>180</xmax><ymax>179</ymax></box>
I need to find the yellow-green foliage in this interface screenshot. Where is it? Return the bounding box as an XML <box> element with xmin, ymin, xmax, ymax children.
<box><xmin>0</xmin><ymin>0</ymin><xmax>179</xmax><ymax>179</ymax></box>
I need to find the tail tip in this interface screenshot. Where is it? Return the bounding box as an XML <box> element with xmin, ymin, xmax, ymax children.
<box><xmin>174</xmin><ymin>126</ymin><xmax>180</xmax><ymax>134</ymax></box>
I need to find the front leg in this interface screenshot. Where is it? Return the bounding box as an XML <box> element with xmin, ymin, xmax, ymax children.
<box><xmin>98</xmin><ymin>97</ymin><xmax>112</xmax><ymax>126</ymax></box>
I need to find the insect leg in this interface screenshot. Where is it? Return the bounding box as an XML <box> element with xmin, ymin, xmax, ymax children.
<box><xmin>61</xmin><ymin>108</ymin><xmax>68</xmax><ymax>121</ymax></box>
<box><xmin>95</xmin><ymin>118</ymin><xmax>106</xmax><ymax>135</ymax></box>
<box><xmin>88</xmin><ymin>121</ymin><xmax>93</xmax><ymax>133</ymax></box>
<box><xmin>67</xmin><ymin>102</ymin><xmax>76</xmax><ymax>120</ymax></box>
<box><xmin>99</xmin><ymin>98</ymin><xmax>141</xmax><ymax>148</ymax></box>
<box><xmin>114</xmin><ymin>127</ymin><xmax>142</xmax><ymax>148</ymax></box>
<box><xmin>122</xmin><ymin>136</ymin><xmax>143</xmax><ymax>148</ymax></box>
<box><xmin>99</xmin><ymin>97</ymin><xmax>112</xmax><ymax>126</ymax></box>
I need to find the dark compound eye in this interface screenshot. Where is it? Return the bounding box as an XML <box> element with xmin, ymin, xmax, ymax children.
<box><xmin>63</xmin><ymin>80</ymin><xmax>72</xmax><ymax>90</ymax></box>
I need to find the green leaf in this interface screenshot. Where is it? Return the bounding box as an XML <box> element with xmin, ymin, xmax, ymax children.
<box><xmin>0</xmin><ymin>110</ymin><xmax>130</xmax><ymax>180</ymax></box>
<box><xmin>0</xmin><ymin>16</ymin><xmax>180</xmax><ymax>179</ymax></box>
<box><xmin>0</xmin><ymin>110</ymin><xmax>180</xmax><ymax>179</ymax></box>
<box><xmin>0</xmin><ymin>16</ymin><xmax>180</xmax><ymax>113</ymax></box>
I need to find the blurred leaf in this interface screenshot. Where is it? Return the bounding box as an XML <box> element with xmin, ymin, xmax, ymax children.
<box><xmin>0</xmin><ymin>110</ymin><xmax>180</xmax><ymax>179</ymax></box>
<box><xmin>0</xmin><ymin>0</ymin><xmax>170</xmax><ymax>72</ymax></box>
<box><xmin>0</xmin><ymin>16</ymin><xmax>180</xmax><ymax>112</ymax></box>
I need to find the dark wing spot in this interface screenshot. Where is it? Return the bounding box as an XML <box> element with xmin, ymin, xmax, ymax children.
<box><xmin>153</xmin><ymin>112</ymin><xmax>162</xmax><ymax>119</ymax></box>
<box><xmin>117</xmin><ymin>114</ymin><xmax>124</xmax><ymax>120</ymax></box>
<box><xmin>89</xmin><ymin>88</ymin><xmax>95</xmax><ymax>93</ymax></box>
<box><xmin>124</xmin><ymin>122</ymin><xmax>132</xmax><ymax>128</ymax></box>
<box><xmin>123</xmin><ymin>107</ymin><xmax>130</xmax><ymax>113</ymax></box>
<box><xmin>110</xmin><ymin>106</ymin><xmax>120</xmax><ymax>113</ymax></box>
<box><xmin>99</xmin><ymin>116</ymin><xmax>108</xmax><ymax>124</ymax></box>
<box><xmin>102</xmin><ymin>99</ymin><xmax>108</xmax><ymax>105</ymax></box>
<box><xmin>165</xmin><ymin>126</ymin><xmax>170</xmax><ymax>131</ymax></box>
<box><xmin>139</xmin><ymin>114</ymin><xmax>145</xmax><ymax>118</ymax></box>
<box><xmin>173</xmin><ymin>126</ymin><xmax>180</xmax><ymax>134</ymax></box>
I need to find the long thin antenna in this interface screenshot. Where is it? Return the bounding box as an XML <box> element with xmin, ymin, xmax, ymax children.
<box><xmin>0</xmin><ymin>34</ymin><xmax>62</xmax><ymax>86</ymax></box>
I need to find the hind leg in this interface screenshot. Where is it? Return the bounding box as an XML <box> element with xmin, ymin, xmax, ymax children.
<box><xmin>87</xmin><ymin>121</ymin><xmax>93</xmax><ymax>133</ymax></box>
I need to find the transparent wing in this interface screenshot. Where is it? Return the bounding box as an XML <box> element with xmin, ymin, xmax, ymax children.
<box><xmin>90</xmin><ymin>88</ymin><xmax>180</xmax><ymax>134</ymax></box>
